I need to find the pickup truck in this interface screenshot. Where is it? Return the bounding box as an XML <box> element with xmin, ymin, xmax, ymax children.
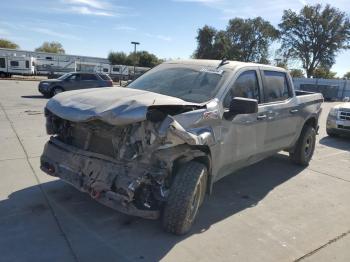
<box><xmin>326</xmin><ymin>102</ymin><xmax>350</xmax><ymax>136</ymax></box>
<box><xmin>40</xmin><ymin>60</ymin><xmax>323</xmax><ymax>235</ymax></box>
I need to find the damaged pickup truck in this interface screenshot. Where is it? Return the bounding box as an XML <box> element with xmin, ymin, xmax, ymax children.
<box><xmin>41</xmin><ymin>60</ymin><xmax>323</xmax><ymax>235</ymax></box>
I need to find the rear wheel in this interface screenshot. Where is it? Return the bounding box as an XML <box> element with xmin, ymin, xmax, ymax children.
<box><xmin>0</xmin><ymin>72</ymin><xmax>6</xmax><ymax>78</ymax></box>
<box><xmin>162</xmin><ymin>161</ymin><xmax>207</xmax><ymax>235</ymax></box>
<box><xmin>289</xmin><ymin>126</ymin><xmax>316</xmax><ymax>166</ymax></box>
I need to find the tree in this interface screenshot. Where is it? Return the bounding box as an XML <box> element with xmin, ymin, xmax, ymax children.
<box><xmin>108</xmin><ymin>51</ymin><xmax>128</xmax><ymax>65</ymax></box>
<box><xmin>289</xmin><ymin>69</ymin><xmax>305</xmax><ymax>78</ymax></box>
<box><xmin>226</xmin><ymin>17</ymin><xmax>279</xmax><ymax>62</ymax></box>
<box><xmin>194</xmin><ymin>25</ymin><xmax>217</xmax><ymax>59</ymax></box>
<box><xmin>312</xmin><ymin>66</ymin><xmax>337</xmax><ymax>79</ymax></box>
<box><xmin>108</xmin><ymin>50</ymin><xmax>161</xmax><ymax>67</ymax></box>
<box><xmin>35</xmin><ymin>41</ymin><xmax>65</xmax><ymax>54</ymax></box>
<box><xmin>279</xmin><ymin>4</ymin><xmax>350</xmax><ymax>78</ymax></box>
<box><xmin>193</xmin><ymin>18</ymin><xmax>278</xmax><ymax>63</ymax></box>
<box><xmin>0</xmin><ymin>39</ymin><xmax>19</xmax><ymax>49</ymax></box>
<box><xmin>343</xmin><ymin>72</ymin><xmax>350</xmax><ymax>79</ymax></box>
<box><xmin>137</xmin><ymin>51</ymin><xmax>161</xmax><ymax>67</ymax></box>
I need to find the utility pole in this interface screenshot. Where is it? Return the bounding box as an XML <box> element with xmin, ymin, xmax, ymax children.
<box><xmin>131</xmin><ymin>41</ymin><xmax>140</xmax><ymax>78</ymax></box>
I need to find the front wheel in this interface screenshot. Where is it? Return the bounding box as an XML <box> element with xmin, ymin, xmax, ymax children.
<box><xmin>162</xmin><ymin>161</ymin><xmax>207</xmax><ymax>235</ymax></box>
<box><xmin>289</xmin><ymin>126</ymin><xmax>316</xmax><ymax>166</ymax></box>
<box><xmin>51</xmin><ymin>87</ymin><xmax>64</xmax><ymax>97</ymax></box>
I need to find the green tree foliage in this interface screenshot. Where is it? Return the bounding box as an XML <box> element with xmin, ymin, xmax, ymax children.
<box><xmin>312</xmin><ymin>66</ymin><xmax>337</xmax><ymax>79</ymax></box>
<box><xmin>343</xmin><ymin>72</ymin><xmax>350</xmax><ymax>79</ymax></box>
<box><xmin>279</xmin><ymin>4</ymin><xmax>350</xmax><ymax>78</ymax></box>
<box><xmin>289</xmin><ymin>69</ymin><xmax>305</xmax><ymax>78</ymax></box>
<box><xmin>194</xmin><ymin>25</ymin><xmax>218</xmax><ymax>59</ymax></box>
<box><xmin>0</xmin><ymin>39</ymin><xmax>19</xmax><ymax>49</ymax></box>
<box><xmin>35</xmin><ymin>41</ymin><xmax>65</xmax><ymax>54</ymax></box>
<box><xmin>138</xmin><ymin>51</ymin><xmax>161</xmax><ymax>67</ymax></box>
<box><xmin>108</xmin><ymin>51</ymin><xmax>128</xmax><ymax>65</ymax></box>
<box><xmin>108</xmin><ymin>51</ymin><xmax>161</xmax><ymax>67</ymax></box>
<box><xmin>194</xmin><ymin>17</ymin><xmax>278</xmax><ymax>63</ymax></box>
<box><xmin>226</xmin><ymin>17</ymin><xmax>279</xmax><ymax>62</ymax></box>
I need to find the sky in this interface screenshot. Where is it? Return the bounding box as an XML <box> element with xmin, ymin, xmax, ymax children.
<box><xmin>0</xmin><ymin>0</ymin><xmax>349</xmax><ymax>76</ymax></box>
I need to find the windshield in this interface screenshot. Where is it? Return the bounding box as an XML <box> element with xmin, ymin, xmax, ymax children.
<box><xmin>57</xmin><ymin>73</ymin><xmax>72</xmax><ymax>80</ymax></box>
<box><xmin>128</xmin><ymin>64</ymin><xmax>227</xmax><ymax>103</ymax></box>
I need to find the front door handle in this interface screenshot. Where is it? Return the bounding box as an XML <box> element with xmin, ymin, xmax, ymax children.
<box><xmin>257</xmin><ymin>114</ymin><xmax>267</xmax><ymax>120</ymax></box>
<box><xmin>290</xmin><ymin>109</ymin><xmax>299</xmax><ymax>114</ymax></box>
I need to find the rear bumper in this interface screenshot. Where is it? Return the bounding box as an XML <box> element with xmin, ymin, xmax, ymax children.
<box><xmin>40</xmin><ymin>137</ymin><xmax>160</xmax><ymax>219</ymax></box>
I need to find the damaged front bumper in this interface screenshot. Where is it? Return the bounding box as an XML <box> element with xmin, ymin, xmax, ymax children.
<box><xmin>40</xmin><ymin>137</ymin><xmax>160</xmax><ymax>219</ymax></box>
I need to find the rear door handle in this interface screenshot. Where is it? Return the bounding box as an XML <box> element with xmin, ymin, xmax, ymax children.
<box><xmin>290</xmin><ymin>109</ymin><xmax>299</xmax><ymax>114</ymax></box>
<box><xmin>257</xmin><ymin>114</ymin><xmax>267</xmax><ymax>120</ymax></box>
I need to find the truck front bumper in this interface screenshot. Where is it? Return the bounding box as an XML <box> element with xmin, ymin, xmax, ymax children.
<box><xmin>326</xmin><ymin>116</ymin><xmax>350</xmax><ymax>135</ymax></box>
<box><xmin>40</xmin><ymin>137</ymin><xmax>160</xmax><ymax>219</ymax></box>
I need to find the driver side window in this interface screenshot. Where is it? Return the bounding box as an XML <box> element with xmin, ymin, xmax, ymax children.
<box><xmin>223</xmin><ymin>70</ymin><xmax>260</xmax><ymax>108</ymax></box>
<box><xmin>67</xmin><ymin>74</ymin><xmax>80</xmax><ymax>81</ymax></box>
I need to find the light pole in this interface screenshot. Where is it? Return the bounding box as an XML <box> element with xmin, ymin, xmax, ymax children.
<box><xmin>131</xmin><ymin>41</ymin><xmax>140</xmax><ymax>78</ymax></box>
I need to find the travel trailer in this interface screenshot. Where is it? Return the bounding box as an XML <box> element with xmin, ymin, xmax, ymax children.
<box><xmin>0</xmin><ymin>55</ymin><xmax>36</xmax><ymax>77</ymax></box>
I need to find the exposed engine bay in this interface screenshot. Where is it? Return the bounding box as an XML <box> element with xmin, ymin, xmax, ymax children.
<box><xmin>41</xmin><ymin>104</ymin><xmax>215</xmax><ymax>219</ymax></box>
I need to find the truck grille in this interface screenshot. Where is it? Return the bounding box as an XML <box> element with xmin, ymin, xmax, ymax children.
<box><xmin>339</xmin><ymin>111</ymin><xmax>350</xmax><ymax>121</ymax></box>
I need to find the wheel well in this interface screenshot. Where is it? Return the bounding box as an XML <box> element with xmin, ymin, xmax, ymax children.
<box><xmin>304</xmin><ymin>117</ymin><xmax>317</xmax><ymax>130</ymax></box>
<box><xmin>51</xmin><ymin>86</ymin><xmax>64</xmax><ymax>95</ymax></box>
<box><xmin>171</xmin><ymin>145</ymin><xmax>212</xmax><ymax>194</ymax></box>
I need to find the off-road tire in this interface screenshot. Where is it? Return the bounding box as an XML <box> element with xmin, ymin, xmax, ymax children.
<box><xmin>162</xmin><ymin>161</ymin><xmax>207</xmax><ymax>235</ymax></box>
<box><xmin>289</xmin><ymin>125</ymin><xmax>316</xmax><ymax>166</ymax></box>
<box><xmin>51</xmin><ymin>87</ymin><xmax>64</xmax><ymax>97</ymax></box>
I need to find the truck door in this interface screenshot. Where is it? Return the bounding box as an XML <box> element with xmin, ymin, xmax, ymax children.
<box><xmin>259</xmin><ymin>69</ymin><xmax>300</xmax><ymax>153</ymax></box>
<box><xmin>218</xmin><ymin>68</ymin><xmax>268</xmax><ymax>177</ymax></box>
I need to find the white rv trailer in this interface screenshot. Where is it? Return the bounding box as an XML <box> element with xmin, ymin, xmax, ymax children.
<box><xmin>0</xmin><ymin>48</ymin><xmax>109</xmax><ymax>76</ymax></box>
<box><xmin>110</xmin><ymin>65</ymin><xmax>129</xmax><ymax>81</ymax></box>
<box><xmin>0</xmin><ymin>48</ymin><xmax>135</xmax><ymax>80</ymax></box>
<box><xmin>75</xmin><ymin>61</ymin><xmax>111</xmax><ymax>74</ymax></box>
<box><xmin>0</xmin><ymin>55</ymin><xmax>36</xmax><ymax>77</ymax></box>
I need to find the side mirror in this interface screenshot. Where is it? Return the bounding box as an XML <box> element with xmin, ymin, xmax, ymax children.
<box><xmin>228</xmin><ymin>97</ymin><xmax>258</xmax><ymax>116</ymax></box>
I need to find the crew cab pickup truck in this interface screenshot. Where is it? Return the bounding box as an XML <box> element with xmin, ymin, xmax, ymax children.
<box><xmin>40</xmin><ymin>60</ymin><xmax>323</xmax><ymax>235</ymax></box>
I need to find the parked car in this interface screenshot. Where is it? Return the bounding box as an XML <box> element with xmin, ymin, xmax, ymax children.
<box><xmin>40</xmin><ymin>60</ymin><xmax>323</xmax><ymax>235</ymax></box>
<box><xmin>38</xmin><ymin>72</ymin><xmax>113</xmax><ymax>97</ymax></box>
<box><xmin>326</xmin><ymin>102</ymin><xmax>350</xmax><ymax>136</ymax></box>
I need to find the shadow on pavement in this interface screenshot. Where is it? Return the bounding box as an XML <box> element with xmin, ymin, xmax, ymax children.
<box><xmin>0</xmin><ymin>154</ymin><xmax>305</xmax><ymax>262</ymax></box>
<box><xmin>319</xmin><ymin>136</ymin><xmax>350</xmax><ymax>151</ymax></box>
<box><xmin>21</xmin><ymin>95</ymin><xmax>48</xmax><ymax>99</ymax></box>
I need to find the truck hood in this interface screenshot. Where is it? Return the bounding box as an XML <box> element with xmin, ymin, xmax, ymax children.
<box><xmin>46</xmin><ymin>87</ymin><xmax>202</xmax><ymax>126</ymax></box>
<box><xmin>335</xmin><ymin>102</ymin><xmax>350</xmax><ymax>110</ymax></box>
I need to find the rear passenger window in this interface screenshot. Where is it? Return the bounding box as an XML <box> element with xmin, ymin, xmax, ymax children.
<box><xmin>81</xmin><ymin>74</ymin><xmax>98</xmax><ymax>81</ymax></box>
<box><xmin>263</xmin><ymin>71</ymin><xmax>291</xmax><ymax>103</ymax></box>
<box><xmin>223</xmin><ymin>70</ymin><xmax>260</xmax><ymax>108</ymax></box>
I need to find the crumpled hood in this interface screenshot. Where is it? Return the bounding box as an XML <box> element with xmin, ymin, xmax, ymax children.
<box><xmin>46</xmin><ymin>87</ymin><xmax>201</xmax><ymax>126</ymax></box>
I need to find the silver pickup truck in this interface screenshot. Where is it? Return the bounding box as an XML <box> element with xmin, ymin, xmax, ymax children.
<box><xmin>40</xmin><ymin>60</ymin><xmax>323</xmax><ymax>235</ymax></box>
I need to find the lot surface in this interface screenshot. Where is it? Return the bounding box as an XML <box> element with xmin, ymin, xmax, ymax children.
<box><xmin>0</xmin><ymin>80</ymin><xmax>349</xmax><ymax>262</ymax></box>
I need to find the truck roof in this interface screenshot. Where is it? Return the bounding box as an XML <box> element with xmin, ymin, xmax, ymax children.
<box><xmin>164</xmin><ymin>59</ymin><xmax>286</xmax><ymax>72</ymax></box>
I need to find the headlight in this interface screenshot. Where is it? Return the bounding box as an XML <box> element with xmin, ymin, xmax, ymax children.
<box><xmin>41</xmin><ymin>82</ymin><xmax>50</xmax><ymax>86</ymax></box>
<box><xmin>328</xmin><ymin>108</ymin><xmax>338</xmax><ymax>117</ymax></box>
